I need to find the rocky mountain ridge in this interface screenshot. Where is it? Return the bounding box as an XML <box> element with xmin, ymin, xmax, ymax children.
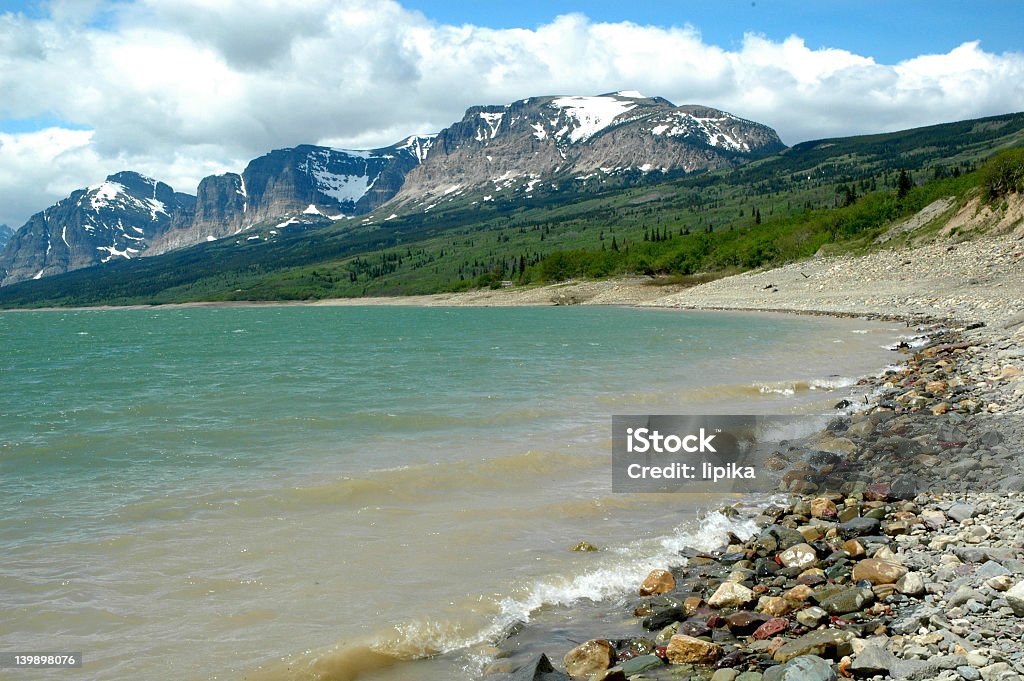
<box><xmin>149</xmin><ymin>136</ymin><xmax>434</xmax><ymax>254</ymax></box>
<box><xmin>0</xmin><ymin>172</ymin><xmax>195</xmax><ymax>285</ymax></box>
<box><xmin>394</xmin><ymin>91</ymin><xmax>784</xmax><ymax>207</ymax></box>
<box><xmin>0</xmin><ymin>93</ymin><xmax>783</xmax><ymax>285</ymax></box>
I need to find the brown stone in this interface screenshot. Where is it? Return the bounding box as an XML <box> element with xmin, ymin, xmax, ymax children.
<box><xmin>863</xmin><ymin>483</ymin><xmax>891</xmax><ymax>502</ymax></box>
<box><xmin>665</xmin><ymin>635</ymin><xmax>722</xmax><ymax>665</ymax></box>
<box><xmin>725</xmin><ymin>611</ymin><xmax>772</xmax><ymax>635</ymax></box>
<box><xmin>682</xmin><ymin>596</ymin><xmax>704</xmax><ymax>617</ymax></box>
<box><xmin>773</xmin><ymin>629</ymin><xmax>857</xmax><ymax>662</ymax></box>
<box><xmin>798</xmin><ymin>525</ymin><xmax>824</xmax><ymax>542</ymax></box>
<box><xmin>640</xmin><ymin>569</ymin><xmax>676</xmax><ymax>596</ymax></box>
<box><xmin>838</xmin><ymin>505</ymin><xmax>860</xmax><ymax>522</ymax></box>
<box><xmin>852</xmin><ymin>558</ymin><xmax>908</xmax><ymax>585</ymax></box>
<box><xmin>843</xmin><ymin>539</ymin><xmax>867</xmax><ymax>559</ymax></box>
<box><xmin>757</xmin><ymin>596</ymin><xmax>795</xmax><ymax>617</ymax></box>
<box><xmin>783</xmin><ymin>584</ymin><xmax>814</xmax><ymax>603</ymax></box>
<box><xmin>564</xmin><ymin>639</ymin><xmax>615</xmax><ymax>678</ymax></box>
<box><xmin>883</xmin><ymin>520</ymin><xmax>910</xmax><ymax>536</ymax></box>
<box><xmin>796</xmin><ymin>571</ymin><xmax>827</xmax><ymax>587</ymax></box>
<box><xmin>817</xmin><ymin>436</ymin><xmax>857</xmax><ymax>455</ymax></box>
<box><xmin>810</xmin><ymin>497</ymin><xmax>838</xmax><ymax>519</ymax></box>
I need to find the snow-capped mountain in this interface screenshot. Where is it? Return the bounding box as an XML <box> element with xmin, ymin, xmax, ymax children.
<box><xmin>394</xmin><ymin>92</ymin><xmax>784</xmax><ymax>205</ymax></box>
<box><xmin>0</xmin><ymin>172</ymin><xmax>195</xmax><ymax>285</ymax></box>
<box><xmin>150</xmin><ymin>137</ymin><xmax>434</xmax><ymax>253</ymax></box>
<box><xmin>0</xmin><ymin>93</ymin><xmax>785</xmax><ymax>286</ymax></box>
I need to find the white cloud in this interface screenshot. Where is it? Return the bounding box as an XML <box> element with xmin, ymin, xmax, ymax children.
<box><xmin>1</xmin><ymin>1</ymin><xmax>1023</xmax><ymax>227</ymax></box>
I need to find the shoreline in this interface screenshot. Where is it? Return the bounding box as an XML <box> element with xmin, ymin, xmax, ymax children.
<box><xmin>479</xmin><ymin>236</ymin><xmax>1024</xmax><ymax>680</ymax></box>
<box><xmin>481</xmin><ymin>322</ymin><xmax>1024</xmax><ymax>681</ymax></box>
<box><xmin>5</xmin><ymin>231</ymin><xmax>1022</xmax><ymax>680</ymax></box>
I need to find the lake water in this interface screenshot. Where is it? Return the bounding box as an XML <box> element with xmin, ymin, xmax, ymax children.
<box><xmin>0</xmin><ymin>305</ymin><xmax>903</xmax><ymax>680</ymax></box>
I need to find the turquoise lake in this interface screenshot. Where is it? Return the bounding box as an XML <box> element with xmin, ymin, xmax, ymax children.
<box><xmin>0</xmin><ymin>305</ymin><xmax>902</xmax><ymax>680</ymax></box>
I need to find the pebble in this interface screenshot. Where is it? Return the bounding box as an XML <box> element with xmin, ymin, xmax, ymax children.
<box><xmin>513</xmin><ymin>311</ymin><xmax>1024</xmax><ymax>681</ymax></box>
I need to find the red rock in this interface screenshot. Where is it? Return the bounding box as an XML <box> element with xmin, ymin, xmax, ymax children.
<box><xmin>705</xmin><ymin>614</ymin><xmax>726</xmax><ymax>629</ymax></box>
<box><xmin>725</xmin><ymin>611</ymin><xmax>772</xmax><ymax>635</ymax></box>
<box><xmin>863</xmin><ymin>483</ymin><xmax>891</xmax><ymax>501</ymax></box>
<box><xmin>752</xmin><ymin>618</ymin><xmax>789</xmax><ymax>640</ymax></box>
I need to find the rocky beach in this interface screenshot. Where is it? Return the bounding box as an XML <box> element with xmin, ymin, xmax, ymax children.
<box><xmin>467</xmin><ymin>227</ymin><xmax>1024</xmax><ymax>681</ymax></box>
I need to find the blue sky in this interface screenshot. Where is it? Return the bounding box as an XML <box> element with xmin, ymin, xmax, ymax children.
<box><xmin>399</xmin><ymin>0</ymin><xmax>1023</xmax><ymax>63</ymax></box>
<box><xmin>0</xmin><ymin>0</ymin><xmax>1022</xmax><ymax>228</ymax></box>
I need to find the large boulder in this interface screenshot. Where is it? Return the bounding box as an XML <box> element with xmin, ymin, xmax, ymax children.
<box><xmin>763</xmin><ymin>654</ymin><xmax>837</xmax><ymax>681</ymax></box>
<box><xmin>666</xmin><ymin>635</ymin><xmax>722</xmax><ymax>665</ymax></box>
<box><xmin>563</xmin><ymin>640</ymin><xmax>614</xmax><ymax>678</ymax></box>
<box><xmin>708</xmin><ymin>581</ymin><xmax>757</xmax><ymax>609</ymax></box>
<box><xmin>773</xmin><ymin>629</ymin><xmax>857</xmax><ymax>663</ymax></box>
<box><xmin>851</xmin><ymin>558</ymin><xmax>908</xmax><ymax>585</ymax></box>
<box><xmin>640</xmin><ymin>569</ymin><xmax>676</xmax><ymax>596</ymax></box>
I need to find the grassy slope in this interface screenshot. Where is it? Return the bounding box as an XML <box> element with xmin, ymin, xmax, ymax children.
<box><xmin>0</xmin><ymin>113</ymin><xmax>1022</xmax><ymax>308</ymax></box>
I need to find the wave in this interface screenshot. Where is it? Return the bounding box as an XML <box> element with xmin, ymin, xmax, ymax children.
<box><xmin>235</xmin><ymin>509</ymin><xmax>760</xmax><ymax>681</ymax></box>
<box><xmin>115</xmin><ymin>449</ymin><xmax>605</xmax><ymax>521</ymax></box>
<box><xmin>597</xmin><ymin>375</ymin><xmax>860</xmax><ymax>407</ymax></box>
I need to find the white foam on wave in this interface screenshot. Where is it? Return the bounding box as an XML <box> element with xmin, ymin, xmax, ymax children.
<box><xmin>358</xmin><ymin>509</ymin><xmax>763</xmax><ymax>679</ymax></box>
<box><xmin>482</xmin><ymin>510</ymin><xmax>759</xmax><ymax>649</ymax></box>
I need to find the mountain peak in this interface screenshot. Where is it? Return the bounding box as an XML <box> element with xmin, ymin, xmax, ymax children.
<box><xmin>0</xmin><ymin>172</ymin><xmax>195</xmax><ymax>285</ymax></box>
<box><xmin>392</xmin><ymin>92</ymin><xmax>784</xmax><ymax>206</ymax></box>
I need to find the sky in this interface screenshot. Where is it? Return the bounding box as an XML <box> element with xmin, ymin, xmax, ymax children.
<box><xmin>1</xmin><ymin>0</ymin><xmax>1023</xmax><ymax>229</ymax></box>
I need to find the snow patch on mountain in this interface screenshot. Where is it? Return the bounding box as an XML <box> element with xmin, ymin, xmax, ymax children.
<box><xmin>396</xmin><ymin>135</ymin><xmax>436</xmax><ymax>163</ymax></box>
<box><xmin>549</xmin><ymin>95</ymin><xmax>638</xmax><ymax>144</ymax></box>
<box><xmin>646</xmin><ymin>111</ymin><xmax>749</xmax><ymax>151</ymax></box>
<box><xmin>477</xmin><ymin>112</ymin><xmax>505</xmax><ymax>140</ymax></box>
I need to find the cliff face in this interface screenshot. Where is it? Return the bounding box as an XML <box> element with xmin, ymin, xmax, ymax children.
<box><xmin>0</xmin><ymin>172</ymin><xmax>194</xmax><ymax>286</ymax></box>
<box><xmin>394</xmin><ymin>93</ymin><xmax>785</xmax><ymax>203</ymax></box>
<box><xmin>149</xmin><ymin>138</ymin><xmax>433</xmax><ymax>254</ymax></box>
<box><xmin>0</xmin><ymin>224</ymin><xmax>13</xmax><ymax>250</ymax></box>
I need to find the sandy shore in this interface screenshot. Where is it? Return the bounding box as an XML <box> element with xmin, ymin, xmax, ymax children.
<box><xmin>319</xmin><ymin>232</ymin><xmax>1024</xmax><ymax>329</ymax></box>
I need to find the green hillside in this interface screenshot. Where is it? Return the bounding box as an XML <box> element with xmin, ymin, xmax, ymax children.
<box><xmin>1</xmin><ymin>112</ymin><xmax>1022</xmax><ymax>308</ymax></box>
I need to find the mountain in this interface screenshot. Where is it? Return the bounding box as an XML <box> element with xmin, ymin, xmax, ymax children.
<box><xmin>0</xmin><ymin>92</ymin><xmax>784</xmax><ymax>286</ymax></box>
<box><xmin>0</xmin><ymin>172</ymin><xmax>195</xmax><ymax>286</ymax></box>
<box><xmin>393</xmin><ymin>91</ymin><xmax>785</xmax><ymax>206</ymax></box>
<box><xmin>0</xmin><ymin>110</ymin><xmax>1021</xmax><ymax>308</ymax></box>
<box><xmin>149</xmin><ymin>136</ymin><xmax>434</xmax><ymax>253</ymax></box>
<box><xmin>0</xmin><ymin>138</ymin><xmax>435</xmax><ymax>282</ymax></box>
<box><xmin>0</xmin><ymin>224</ymin><xmax>13</xmax><ymax>250</ymax></box>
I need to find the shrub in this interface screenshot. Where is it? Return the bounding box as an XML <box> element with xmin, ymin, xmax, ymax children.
<box><xmin>980</xmin><ymin>148</ymin><xmax>1024</xmax><ymax>202</ymax></box>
